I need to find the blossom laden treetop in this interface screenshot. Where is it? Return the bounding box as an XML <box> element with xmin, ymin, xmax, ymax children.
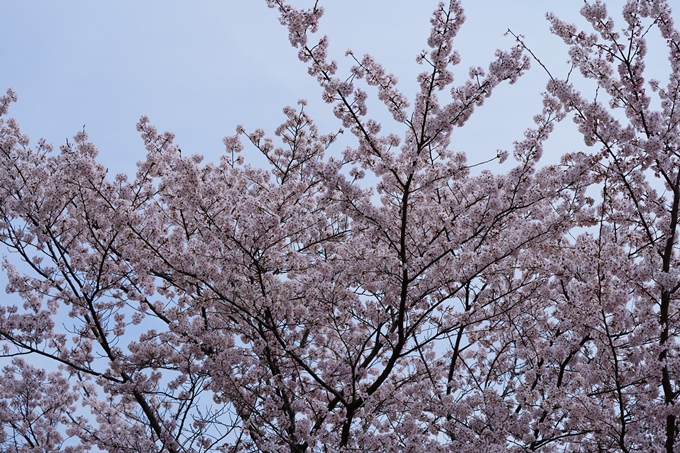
<box><xmin>1</xmin><ymin>0</ymin><xmax>680</xmax><ymax>452</ymax></box>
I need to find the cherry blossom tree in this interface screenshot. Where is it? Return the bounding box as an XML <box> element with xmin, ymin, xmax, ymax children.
<box><xmin>0</xmin><ymin>0</ymin><xmax>679</xmax><ymax>451</ymax></box>
<box><xmin>529</xmin><ymin>1</ymin><xmax>680</xmax><ymax>451</ymax></box>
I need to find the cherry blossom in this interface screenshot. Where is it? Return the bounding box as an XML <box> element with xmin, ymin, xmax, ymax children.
<box><xmin>1</xmin><ymin>0</ymin><xmax>680</xmax><ymax>451</ymax></box>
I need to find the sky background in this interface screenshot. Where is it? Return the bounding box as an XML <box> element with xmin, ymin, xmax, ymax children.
<box><xmin>2</xmin><ymin>0</ymin><xmax>674</xmax><ymax>178</ymax></box>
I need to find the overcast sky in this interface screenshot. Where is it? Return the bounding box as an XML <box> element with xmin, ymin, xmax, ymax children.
<box><xmin>0</xmin><ymin>0</ymin><xmax>675</xmax><ymax>176</ymax></box>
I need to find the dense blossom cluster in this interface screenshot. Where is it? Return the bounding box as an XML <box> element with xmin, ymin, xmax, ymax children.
<box><xmin>1</xmin><ymin>0</ymin><xmax>680</xmax><ymax>451</ymax></box>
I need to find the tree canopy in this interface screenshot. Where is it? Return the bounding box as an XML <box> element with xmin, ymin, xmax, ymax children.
<box><xmin>2</xmin><ymin>0</ymin><xmax>680</xmax><ymax>451</ymax></box>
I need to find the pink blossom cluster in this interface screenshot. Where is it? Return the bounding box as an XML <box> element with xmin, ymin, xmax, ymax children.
<box><xmin>1</xmin><ymin>0</ymin><xmax>680</xmax><ymax>452</ymax></box>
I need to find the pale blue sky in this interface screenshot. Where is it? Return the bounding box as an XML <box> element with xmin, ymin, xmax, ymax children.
<box><xmin>0</xmin><ymin>1</ymin><xmax>673</xmax><ymax>175</ymax></box>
